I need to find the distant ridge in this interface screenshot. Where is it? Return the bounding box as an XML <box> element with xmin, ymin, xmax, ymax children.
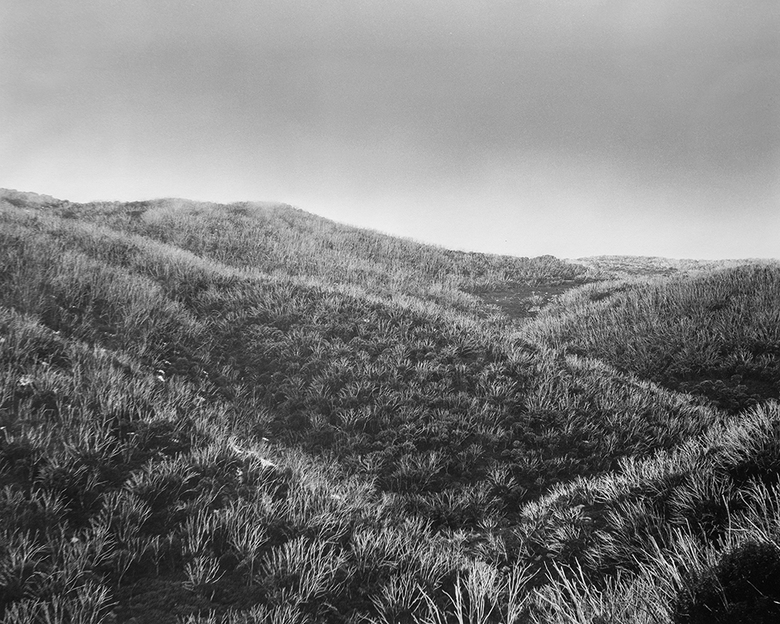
<box><xmin>0</xmin><ymin>187</ymin><xmax>65</xmax><ymax>206</ymax></box>
<box><xmin>568</xmin><ymin>253</ymin><xmax>778</xmax><ymax>279</ymax></box>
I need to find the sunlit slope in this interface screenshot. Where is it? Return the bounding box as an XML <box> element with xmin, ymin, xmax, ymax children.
<box><xmin>523</xmin><ymin>265</ymin><xmax>780</xmax><ymax>412</ymax></box>
<box><xmin>0</xmin><ymin>197</ymin><xmax>721</xmax><ymax>513</ymax></box>
<box><xmin>517</xmin><ymin>400</ymin><xmax>780</xmax><ymax>622</ymax></box>
<box><xmin>0</xmin><ymin>189</ymin><xmax>587</xmax><ymax>315</ymax></box>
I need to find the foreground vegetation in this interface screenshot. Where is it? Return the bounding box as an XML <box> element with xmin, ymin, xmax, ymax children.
<box><xmin>1</xmin><ymin>189</ymin><xmax>779</xmax><ymax>623</ymax></box>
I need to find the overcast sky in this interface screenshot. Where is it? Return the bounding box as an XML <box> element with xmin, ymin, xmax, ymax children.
<box><xmin>2</xmin><ymin>1</ymin><xmax>778</xmax><ymax>258</ymax></box>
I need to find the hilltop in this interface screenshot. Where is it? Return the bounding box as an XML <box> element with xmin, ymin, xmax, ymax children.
<box><xmin>1</xmin><ymin>190</ymin><xmax>779</xmax><ymax>623</ymax></box>
<box><xmin>567</xmin><ymin>255</ymin><xmax>760</xmax><ymax>279</ymax></box>
<box><xmin>0</xmin><ymin>189</ymin><xmax>586</xmax><ymax>315</ymax></box>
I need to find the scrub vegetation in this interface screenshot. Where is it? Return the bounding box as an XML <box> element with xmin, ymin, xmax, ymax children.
<box><xmin>1</xmin><ymin>188</ymin><xmax>779</xmax><ymax>623</ymax></box>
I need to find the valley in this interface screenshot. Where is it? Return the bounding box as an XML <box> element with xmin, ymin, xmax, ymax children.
<box><xmin>1</xmin><ymin>189</ymin><xmax>779</xmax><ymax>623</ymax></box>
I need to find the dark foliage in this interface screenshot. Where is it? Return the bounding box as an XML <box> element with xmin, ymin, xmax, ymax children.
<box><xmin>673</xmin><ymin>541</ymin><xmax>780</xmax><ymax>624</ymax></box>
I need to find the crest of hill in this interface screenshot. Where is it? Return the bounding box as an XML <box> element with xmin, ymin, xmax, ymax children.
<box><xmin>569</xmin><ymin>254</ymin><xmax>771</xmax><ymax>280</ymax></box>
<box><xmin>0</xmin><ymin>187</ymin><xmax>64</xmax><ymax>207</ymax></box>
<box><xmin>0</xmin><ymin>189</ymin><xmax>588</xmax><ymax>316</ymax></box>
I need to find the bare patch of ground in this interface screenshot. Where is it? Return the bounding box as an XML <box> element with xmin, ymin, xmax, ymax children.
<box><xmin>475</xmin><ymin>282</ymin><xmax>582</xmax><ymax>321</ymax></box>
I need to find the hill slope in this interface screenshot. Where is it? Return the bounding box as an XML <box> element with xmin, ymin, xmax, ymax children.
<box><xmin>1</xmin><ymin>190</ymin><xmax>778</xmax><ymax>623</ymax></box>
<box><xmin>522</xmin><ymin>265</ymin><xmax>780</xmax><ymax>412</ymax></box>
<box><xmin>0</xmin><ymin>188</ymin><xmax>587</xmax><ymax>315</ymax></box>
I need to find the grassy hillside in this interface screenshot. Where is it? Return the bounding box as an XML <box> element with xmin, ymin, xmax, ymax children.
<box><xmin>0</xmin><ymin>189</ymin><xmax>586</xmax><ymax>316</ymax></box>
<box><xmin>1</xmin><ymin>190</ymin><xmax>778</xmax><ymax>623</ymax></box>
<box><xmin>522</xmin><ymin>265</ymin><xmax>780</xmax><ymax>412</ymax></box>
<box><xmin>568</xmin><ymin>255</ymin><xmax>754</xmax><ymax>280</ymax></box>
<box><xmin>518</xmin><ymin>399</ymin><xmax>780</xmax><ymax>623</ymax></box>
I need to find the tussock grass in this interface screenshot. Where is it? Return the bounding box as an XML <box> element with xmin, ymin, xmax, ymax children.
<box><xmin>1</xmin><ymin>190</ymin><xmax>778</xmax><ymax>622</ymax></box>
<box><xmin>1</xmin><ymin>190</ymin><xmax>587</xmax><ymax>315</ymax></box>
<box><xmin>523</xmin><ymin>264</ymin><xmax>780</xmax><ymax>412</ymax></box>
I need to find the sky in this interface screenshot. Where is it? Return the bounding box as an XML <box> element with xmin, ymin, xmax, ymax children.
<box><xmin>1</xmin><ymin>0</ymin><xmax>778</xmax><ymax>259</ymax></box>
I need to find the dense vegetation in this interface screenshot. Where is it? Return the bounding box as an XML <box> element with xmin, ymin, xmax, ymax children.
<box><xmin>1</xmin><ymin>189</ymin><xmax>779</xmax><ymax>623</ymax></box>
<box><xmin>522</xmin><ymin>267</ymin><xmax>780</xmax><ymax>412</ymax></box>
<box><xmin>0</xmin><ymin>189</ymin><xmax>586</xmax><ymax>315</ymax></box>
<box><xmin>568</xmin><ymin>255</ymin><xmax>751</xmax><ymax>280</ymax></box>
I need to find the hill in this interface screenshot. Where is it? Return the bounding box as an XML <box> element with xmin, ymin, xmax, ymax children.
<box><xmin>0</xmin><ymin>188</ymin><xmax>586</xmax><ymax>316</ymax></box>
<box><xmin>522</xmin><ymin>264</ymin><xmax>780</xmax><ymax>412</ymax></box>
<box><xmin>568</xmin><ymin>255</ymin><xmax>756</xmax><ymax>280</ymax></box>
<box><xmin>1</xmin><ymin>189</ymin><xmax>778</xmax><ymax>623</ymax></box>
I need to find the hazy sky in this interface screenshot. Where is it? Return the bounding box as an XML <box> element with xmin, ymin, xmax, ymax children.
<box><xmin>2</xmin><ymin>1</ymin><xmax>778</xmax><ymax>258</ymax></box>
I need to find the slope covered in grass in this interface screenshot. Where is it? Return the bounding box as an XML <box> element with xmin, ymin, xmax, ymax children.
<box><xmin>569</xmin><ymin>255</ymin><xmax>752</xmax><ymax>280</ymax></box>
<box><xmin>0</xmin><ymin>198</ymin><xmax>721</xmax><ymax>505</ymax></box>
<box><xmin>522</xmin><ymin>400</ymin><xmax>780</xmax><ymax>623</ymax></box>
<box><xmin>2</xmin><ymin>190</ymin><xmax>777</xmax><ymax>623</ymax></box>
<box><xmin>523</xmin><ymin>265</ymin><xmax>780</xmax><ymax>412</ymax></box>
<box><xmin>0</xmin><ymin>189</ymin><xmax>587</xmax><ymax>316</ymax></box>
